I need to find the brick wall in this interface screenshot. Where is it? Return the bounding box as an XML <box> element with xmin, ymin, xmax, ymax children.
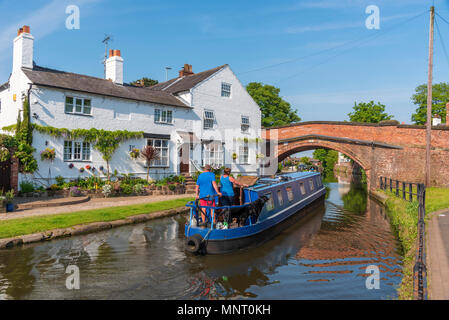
<box><xmin>264</xmin><ymin>122</ymin><xmax>449</xmax><ymax>189</ymax></box>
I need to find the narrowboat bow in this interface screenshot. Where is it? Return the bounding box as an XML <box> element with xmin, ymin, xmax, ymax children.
<box><xmin>184</xmin><ymin>172</ymin><xmax>326</xmax><ymax>255</ymax></box>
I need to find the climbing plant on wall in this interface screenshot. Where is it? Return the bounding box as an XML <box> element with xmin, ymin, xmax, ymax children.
<box><xmin>33</xmin><ymin>124</ymin><xmax>144</xmax><ymax>180</ymax></box>
<box><xmin>14</xmin><ymin>98</ymin><xmax>38</xmax><ymax>173</ymax></box>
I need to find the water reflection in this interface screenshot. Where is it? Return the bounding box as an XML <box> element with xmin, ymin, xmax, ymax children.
<box><xmin>0</xmin><ymin>181</ymin><xmax>402</xmax><ymax>300</ymax></box>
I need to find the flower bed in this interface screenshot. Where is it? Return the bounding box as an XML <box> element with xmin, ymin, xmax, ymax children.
<box><xmin>17</xmin><ymin>174</ymin><xmax>188</xmax><ymax>199</ymax></box>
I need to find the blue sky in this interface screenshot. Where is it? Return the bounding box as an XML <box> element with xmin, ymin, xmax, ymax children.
<box><xmin>1</xmin><ymin>0</ymin><xmax>449</xmax><ymax>124</ymax></box>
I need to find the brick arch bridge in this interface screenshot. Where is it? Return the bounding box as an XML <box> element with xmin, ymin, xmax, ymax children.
<box><xmin>263</xmin><ymin>121</ymin><xmax>449</xmax><ymax>189</ymax></box>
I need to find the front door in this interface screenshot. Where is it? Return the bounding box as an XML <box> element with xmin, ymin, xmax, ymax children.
<box><xmin>179</xmin><ymin>144</ymin><xmax>189</xmax><ymax>174</ymax></box>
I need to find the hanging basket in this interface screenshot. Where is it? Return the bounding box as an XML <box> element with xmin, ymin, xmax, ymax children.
<box><xmin>40</xmin><ymin>148</ymin><xmax>56</xmax><ymax>161</ymax></box>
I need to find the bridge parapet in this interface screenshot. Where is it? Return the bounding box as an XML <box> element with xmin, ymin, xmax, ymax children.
<box><xmin>263</xmin><ymin>121</ymin><xmax>449</xmax><ymax>188</ymax></box>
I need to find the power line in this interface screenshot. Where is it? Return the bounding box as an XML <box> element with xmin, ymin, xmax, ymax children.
<box><xmin>238</xmin><ymin>11</ymin><xmax>427</xmax><ymax>77</ymax></box>
<box><xmin>435</xmin><ymin>11</ymin><xmax>449</xmax><ymax>27</ymax></box>
<box><xmin>435</xmin><ymin>16</ymin><xmax>449</xmax><ymax>68</ymax></box>
<box><xmin>273</xmin><ymin>11</ymin><xmax>427</xmax><ymax>84</ymax></box>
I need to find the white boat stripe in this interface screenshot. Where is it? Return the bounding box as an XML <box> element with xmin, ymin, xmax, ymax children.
<box><xmin>265</xmin><ymin>187</ymin><xmax>325</xmax><ymax>220</ymax></box>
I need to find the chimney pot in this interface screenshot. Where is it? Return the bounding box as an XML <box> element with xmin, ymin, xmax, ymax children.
<box><xmin>22</xmin><ymin>26</ymin><xmax>30</xmax><ymax>33</ymax></box>
<box><xmin>105</xmin><ymin>49</ymin><xmax>124</xmax><ymax>84</ymax></box>
<box><xmin>179</xmin><ymin>64</ymin><xmax>194</xmax><ymax>77</ymax></box>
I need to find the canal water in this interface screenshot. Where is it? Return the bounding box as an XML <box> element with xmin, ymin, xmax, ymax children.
<box><xmin>0</xmin><ymin>181</ymin><xmax>403</xmax><ymax>300</ymax></box>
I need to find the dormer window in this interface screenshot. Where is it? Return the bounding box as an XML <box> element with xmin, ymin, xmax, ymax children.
<box><xmin>221</xmin><ymin>82</ymin><xmax>231</xmax><ymax>98</ymax></box>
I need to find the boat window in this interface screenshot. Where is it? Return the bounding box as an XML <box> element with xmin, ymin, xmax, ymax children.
<box><xmin>277</xmin><ymin>190</ymin><xmax>284</xmax><ymax>206</ymax></box>
<box><xmin>265</xmin><ymin>193</ymin><xmax>274</xmax><ymax>211</ymax></box>
<box><xmin>309</xmin><ymin>179</ymin><xmax>314</xmax><ymax>191</ymax></box>
<box><xmin>299</xmin><ymin>182</ymin><xmax>306</xmax><ymax>195</ymax></box>
<box><xmin>286</xmin><ymin>186</ymin><xmax>294</xmax><ymax>202</ymax></box>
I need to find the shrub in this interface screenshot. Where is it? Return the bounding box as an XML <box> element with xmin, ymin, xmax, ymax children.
<box><xmin>69</xmin><ymin>186</ymin><xmax>82</xmax><ymax>197</ymax></box>
<box><xmin>20</xmin><ymin>181</ymin><xmax>35</xmax><ymax>193</ymax></box>
<box><xmin>50</xmin><ymin>184</ymin><xmax>61</xmax><ymax>191</ymax></box>
<box><xmin>168</xmin><ymin>184</ymin><xmax>176</xmax><ymax>191</ymax></box>
<box><xmin>120</xmin><ymin>184</ymin><xmax>134</xmax><ymax>195</ymax></box>
<box><xmin>55</xmin><ymin>175</ymin><xmax>65</xmax><ymax>186</ymax></box>
<box><xmin>102</xmin><ymin>184</ymin><xmax>113</xmax><ymax>198</ymax></box>
<box><xmin>133</xmin><ymin>183</ymin><xmax>145</xmax><ymax>194</ymax></box>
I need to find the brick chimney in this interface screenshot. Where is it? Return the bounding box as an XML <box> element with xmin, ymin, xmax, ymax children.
<box><xmin>105</xmin><ymin>49</ymin><xmax>124</xmax><ymax>85</ymax></box>
<box><xmin>13</xmin><ymin>25</ymin><xmax>34</xmax><ymax>73</ymax></box>
<box><xmin>179</xmin><ymin>64</ymin><xmax>194</xmax><ymax>77</ymax></box>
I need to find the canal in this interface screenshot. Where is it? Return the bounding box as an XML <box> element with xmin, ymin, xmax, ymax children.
<box><xmin>0</xmin><ymin>180</ymin><xmax>403</xmax><ymax>300</ymax></box>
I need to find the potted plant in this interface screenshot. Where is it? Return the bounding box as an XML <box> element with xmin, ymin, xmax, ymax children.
<box><xmin>5</xmin><ymin>190</ymin><xmax>14</xmax><ymax>212</ymax></box>
<box><xmin>40</xmin><ymin>147</ymin><xmax>56</xmax><ymax>161</ymax></box>
<box><xmin>232</xmin><ymin>153</ymin><xmax>237</xmax><ymax>161</ymax></box>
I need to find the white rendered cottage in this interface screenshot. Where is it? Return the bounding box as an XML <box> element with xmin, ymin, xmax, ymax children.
<box><xmin>0</xmin><ymin>26</ymin><xmax>262</xmax><ymax>187</ymax></box>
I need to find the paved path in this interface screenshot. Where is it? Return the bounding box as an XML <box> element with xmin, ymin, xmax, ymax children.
<box><xmin>427</xmin><ymin>209</ymin><xmax>449</xmax><ymax>300</ymax></box>
<box><xmin>0</xmin><ymin>194</ymin><xmax>194</xmax><ymax>221</ymax></box>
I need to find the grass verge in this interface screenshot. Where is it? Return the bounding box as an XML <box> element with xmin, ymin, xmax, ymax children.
<box><xmin>381</xmin><ymin>191</ymin><xmax>418</xmax><ymax>300</ymax></box>
<box><xmin>0</xmin><ymin>197</ymin><xmax>194</xmax><ymax>239</ymax></box>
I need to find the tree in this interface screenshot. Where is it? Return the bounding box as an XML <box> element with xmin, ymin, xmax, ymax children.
<box><xmin>411</xmin><ymin>82</ymin><xmax>449</xmax><ymax>125</ymax></box>
<box><xmin>348</xmin><ymin>101</ymin><xmax>393</xmax><ymax>123</ymax></box>
<box><xmin>313</xmin><ymin>148</ymin><xmax>338</xmax><ymax>178</ymax></box>
<box><xmin>140</xmin><ymin>146</ymin><xmax>160</xmax><ymax>181</ymax></box>
<box><xmin>130</xmin><ymin>77</ymin><xmax>159</xmax><ymax>87</ymax></box>
<box><xmin>300</xmin><ymin>157</ymin><xmax>311</xmax><ymax>165</ymax></box>
<box><xmin>246</xmin><ymin>82</ymin><xmax>301</xmax><ymax>127</ymax></box>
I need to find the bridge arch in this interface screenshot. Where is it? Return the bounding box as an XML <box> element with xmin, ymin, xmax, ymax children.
<box><xmin>276</xmin><ymin>138</ymin><xmax>373</xmax><ymax>187</ymax></box>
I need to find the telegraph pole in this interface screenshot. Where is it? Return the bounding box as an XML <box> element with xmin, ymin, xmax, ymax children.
<box><xmin>425</xmin><ymin>6</ymin><xmax>434</xmax><ymax>187</ymax></box>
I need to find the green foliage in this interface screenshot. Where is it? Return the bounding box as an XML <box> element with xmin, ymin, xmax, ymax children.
<box><xmin>246</xmin><ymin>82</ymin><xmax>301</xmax><ymax>127</ymax></box>
<box><xmin>130</xmin><ymin>77</ymin><xmax>159</xmax><ymax>87</ymax></box>
<box><xmin>33</xmin><ymin>124</ymin><xmax>143</xmax><ymax>179</ymax></box>
<box><xmin>19</xmin><ymin>181</ymin><xmax>35</xmax><ymax>193</ymax></box>
<box><xmin>300</xmin><ymin>157</ymin><xmax>311</xmax><ymax>165</ymax></box>
<box><xmin>15</xmin><ymin>143</ymin><xmax>38</xmax><ymax>173</ymax></box>
<box><xmin>120</xmin><ymin>183</ymin><xmax>134</xmax><ymax>195</ymax></box>
<box><xmin>277</xmin><ymin>162</ymin><xmax>283</xmax><ymax>173</ymax></box>
<box><xmin>14</xmin><ymin>97</ymin><xmax>38</xmax><ymax>173</ymax></box>
<box><xmin>348</xmin><ymin>101</ymin><xmax>393</xmax><ymax>123</ymax></box>
<box><xmin>168</xmin><ymin>184</ymin><xmax>176</xmax><ymax>191</ymax></box>
<box><xmin>55</xmin><ymin>175</ymin><xmax>65</xmax><ymax>186</ymax></box>
<box><xmin>342</xmin><ymin>184</ymin><xmax>367</xmax><ymax>213</ymax></box>
<box><xmin>411</xmin><ymin>82</ymin><xmax>449</xmax><ymax>125</ymax></box>
<box><xmin>313</xmin><ymin>149</ymin><xmax>338</xmax><ymax>178</ymax></box>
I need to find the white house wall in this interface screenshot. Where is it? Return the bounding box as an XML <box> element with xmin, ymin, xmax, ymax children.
<box><xmin>190</xmin><ymin>66</ymin><xmax>262</xmax><ymax>175</ymax></box>
<box><xmin>24</xmin><ymin>86</ymin><xmax>197</xmax><ymax>184</ymax></box>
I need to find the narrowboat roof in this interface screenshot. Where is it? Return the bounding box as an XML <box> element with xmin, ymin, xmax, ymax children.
<box><xmin>248</xmin><ymin>172</ymin><xmax>321</xmax><ymax>192</ymax></box>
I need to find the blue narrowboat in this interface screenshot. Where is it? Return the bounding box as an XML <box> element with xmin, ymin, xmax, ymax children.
<box><xmin>184</xmin><ymin>172</ymin><xmax>326</xmax><ymax>255</ymax></box>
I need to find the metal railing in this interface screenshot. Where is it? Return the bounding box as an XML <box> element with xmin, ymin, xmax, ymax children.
<box><xmin>379</xmin><ymin>176</ymin><xmax>427</xmax><ymax>300</ymax></box>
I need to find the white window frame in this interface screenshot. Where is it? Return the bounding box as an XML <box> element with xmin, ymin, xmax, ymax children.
<box><xmin>203</xmin><ymin>110</ymin><xmax>215</xmax><ymax>130</ymax></box>
<box><xmin>154</xmin><ymin>108</ymin><xmax>173</xmax><ymax>124</ymax></box>
<box><xmin>202</xmin><ymin>142</ymin><xmax>224</xmax><ymax>167</ymax></box>
<box><xmin>239</xmin><ymin>140</ymin><xmax>249</xmax><ymax>164</ymax></box>
<box><xmin>241</xmin><ymin>115</ymin><xmax>250</xmax><ymax>133</ymax></box>
<box><xmin>221</xmin><ymin>82</ymin><xmax>231</xmax><ymax>98</ymax></box>
<box><xmin>64</xmin><ymin>140</ymin><xmax>91</xmax><ymax>162</ymax></box>
<box><xmin>65</xmin><ymin>96</ymin><xmax>92</xmax><ymax>115</ymax></box>
<box><xmin>147</xmin><ymin>138</ymin><xmax>169</xmax><ymax>167</ymax></box>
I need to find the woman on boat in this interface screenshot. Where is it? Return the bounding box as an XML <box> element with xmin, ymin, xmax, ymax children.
<box><xmin>220</xmin><ymin>168</ymin><xmax>247</xmax><ymax>207</ymax></box>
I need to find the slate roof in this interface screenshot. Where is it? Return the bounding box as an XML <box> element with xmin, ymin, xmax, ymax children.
<box><xmin>149</xmin><ymin>65</ymin><xmax>227</xmax><ymax>93</ymax></box>
<box><xmin>22</xmin><ymin>66</ymin><xmax>189</xmax><ymax>108</ymax></box>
